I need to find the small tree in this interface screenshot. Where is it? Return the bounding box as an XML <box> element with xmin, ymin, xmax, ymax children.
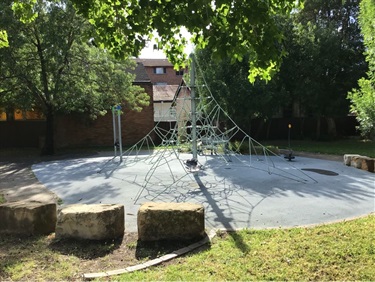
<box><xmin>347</xmin><ymin>0</ymin><xmax>375</xmax><ymax>140</ymax></box>
<box><xmin>348</xmin><ymin>79</ymin><xmax>375</xmax><ymax>139</ymax></box>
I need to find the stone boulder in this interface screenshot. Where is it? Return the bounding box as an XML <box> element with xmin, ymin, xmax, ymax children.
<box><xmin>0</xmin><ymin>201</ymin><xmax>56</xmax><ymax>235</ymax></box>
<box><xmin>138</xmin><ymin>202</ymin><xmax>205</xmax><ymax>241</ymax></box>
<box><xmin>56</xmin><ymin>204</ymin><xmax>124</xmax><ymax>240</ymax></box>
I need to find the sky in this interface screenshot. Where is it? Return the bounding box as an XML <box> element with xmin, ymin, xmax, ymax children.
<box><xmin>138</xmin><ymin>42</ymin><xmax>167</xmax><ymax>58</ymax></box>
<box><xmin>138</xmin><ymin>28</ymin><xmax>193</xmax><ymax>59</ymax></box>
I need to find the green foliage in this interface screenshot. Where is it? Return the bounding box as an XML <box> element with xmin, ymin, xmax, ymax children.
<box><xmin>195</xmin><ymin>48</ymin><xmax>288</xmax><ymax>132</ymax></box>
<box><xmin>0</xmin><ymin>194</ymin><xmax>6</xmax><ymax>204</ymax></box>
<box><xmin>280</xmin><ymin>0</ymin><xmax>366</xmax><ymax>118</ymax></box>
<box><xmin>0</xmin><ymin>30</ymin><xmax>8</xmax><ymax>48</ymax></box>
<box><xmin>11</xmin><ymin>0</ymin><xmax>38</xmax><ymax>24</ymax></box>
<box><xmin>13</xmin><ymin>0</ymin><xmax>303</xmax><ymax>82</ymax></box>
<box><xmin>348</xmin><ymin>79</ymin><xmax>375</xmax><ymax>140</ymax></box>
<box><xmin>347</xmin><ymin>0</ymin><xmax>375</xmax><ymax>140</ymax></box>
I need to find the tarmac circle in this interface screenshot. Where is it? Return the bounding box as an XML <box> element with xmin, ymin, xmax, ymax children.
<box><xmin>32</xmin><ymin>153</ymin><xmax>375</xmax><ymax>232</ymax></box>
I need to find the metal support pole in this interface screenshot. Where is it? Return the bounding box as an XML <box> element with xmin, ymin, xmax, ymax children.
<box><xmin>112</xmin><ymin>106</ymin><xmax>117</xmax><ymax>158</ymax></box>
<box><xmin>190</xmin><ymin>54</ymin><xmax>198</xmax><ymax>161</ymax></box>
<box><xmin>117</xmin><ymin>106</ymin><xmax>123</xmax><ymax>162</ymax></box>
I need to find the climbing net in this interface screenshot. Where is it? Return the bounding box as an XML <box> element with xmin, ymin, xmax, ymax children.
<box><xmin>99</xmin><ymin>55</ymin><xmax>315</xmax><ymax>203</ymax></box>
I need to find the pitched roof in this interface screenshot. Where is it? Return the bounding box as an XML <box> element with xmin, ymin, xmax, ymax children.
<box><xmin>136</xmin><ymin>58</ymin><xmax>173</xmax><ymax>67</ymax></box>
<box><xmin>153</xmin><ymin>85</ymin><xmax>179</xmax><ymax>102</ymax></box>
<box><xmin>132</xmin><ymin>62</ymin><xmax>151</xmax><ymax>83</ymax></box>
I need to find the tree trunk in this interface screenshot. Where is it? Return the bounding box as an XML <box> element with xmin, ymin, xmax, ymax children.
<box><xmin>41</xmin><ymin>106</ymin><xmax>55</xmax><ymax>155</ymax></box>
<box><xmin>255</xmin><ymin>119</ymin><xmax>265</xmax><ymax>140</ymax></box>
<box><xmin>315</xmin><ymin>116</ymin><xmax>321</xmax><ymax>140</ymax></box>
<box><xmin>326</xmin><ymin>117</ymin><xmax>337</xmax><ymax>139</ymax></box>
<box><xmin>265</xmin><ymin>119</ymin><xmax>272</xmax><ymax>140</ymax></box>
<box><xmin>299</xmin><ymin>117</ymin><xmax>305</xmax><ymax>139</ymax></box>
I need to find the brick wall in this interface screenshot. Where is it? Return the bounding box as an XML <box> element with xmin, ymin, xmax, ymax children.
<box><xmin>54</xmin><ymin>83</ymin><xmax>154</xmax><ymax>148</ymax></box>
<box><xmin>144</xmin><ymin>66</ymin><xmax>185</xmax><ymax>85</ymax></box>
<box><xmin>0</xmin><ymin>121</ymin><xmax>45</xmax><ymax>148</ymax></box>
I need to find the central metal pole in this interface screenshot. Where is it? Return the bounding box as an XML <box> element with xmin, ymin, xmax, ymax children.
<box><xmin>190</xmin><ymin>54</ymin><xmax>198</xmax><ymax>161</ymax></box>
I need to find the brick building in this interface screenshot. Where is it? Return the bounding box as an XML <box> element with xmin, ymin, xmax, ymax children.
<box><xmin>135</xmin><ymin>58</ymin><xmax>186</xmax><ymax>85</ymax></box>
<box><xmin>136</xmin><ymin>58</ymin><xmax>188</xmax><ymax>123</ymax></box>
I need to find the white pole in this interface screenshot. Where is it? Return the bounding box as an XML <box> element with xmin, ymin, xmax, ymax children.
<box><xmin>190</xmin><ymin>54</ymin><xmax>198</xmax><ymax>161</ymax></box>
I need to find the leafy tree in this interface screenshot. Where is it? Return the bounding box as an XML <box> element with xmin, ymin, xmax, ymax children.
<box><xmin>195</xmin><ymin>48</ymin><xmax>288</xmax><ymax>137</ymax></box>
<box><xmin>13</xmin><ymin>0</ymin><xmax>302</xmax><ymax>83</ymax></box>
<box><xmin>347</xmin><ymin>0</ymin><xmax>375</xmax><ymax>140</ymax></box>
<box><xmin>0</xmin><ymin>0</ymin><xmax>149</xmax><ymax>154</ymax></box>
<box><xmin>278</xmin><ymin>0</ymin><xmax>366</xmax><ymax>139</ymax></box>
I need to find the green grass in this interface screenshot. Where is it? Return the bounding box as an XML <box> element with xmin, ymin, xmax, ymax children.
<box><xmin>264</xmin><ymin>139</ymin><xmax>375</xmax><ymax>157</ymax></box>
<box><xmin>0</xmin><ymin>235</ymin><xmax>81</xmax><ymax>281</ymax></box>
<box><xmin>0</xmin><ymin>194</ymin><xmax>6</xmax><ymax>204</ymax></box>
<box><xmin>118</xmin><ymin>215</ymin><xmax>375</xmax><ymax>281</ymax></box>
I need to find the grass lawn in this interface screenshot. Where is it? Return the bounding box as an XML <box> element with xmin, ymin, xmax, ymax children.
<box><xmin>121</xmin><ymin>215</ymin><xmax>375</xmax><ymax>281</ymax></box>
<box><xmin>264</xmin><ymin>139</ymin><xmax>375</xmax><ymax>157</ymax></box>
<box><xmin>0</xmin><ymin>215</ymin><xmax>374</xmax><ymax>281</ymax></box>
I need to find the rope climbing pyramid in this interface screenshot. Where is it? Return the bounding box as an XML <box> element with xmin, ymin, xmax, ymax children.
<box><xmin>99</xmin><ymin>54</ymin><xmax>315</xmax><ymax>203</ymax></box>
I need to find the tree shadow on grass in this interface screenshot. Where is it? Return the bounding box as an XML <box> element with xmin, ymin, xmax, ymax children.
<box><xmin>49</xmin><ymin>235</ymin><xmax>124</xmax><ymax>259</ymax></box>
<box><xmin>135</xmin><ymin>237</ymin><xmax>211</xmax><ymax>260</ymax></box>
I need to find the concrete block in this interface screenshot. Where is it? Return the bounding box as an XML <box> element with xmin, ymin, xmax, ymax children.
<box><xmin>138</xmin><ymin>202</ymin><xmax>205</xmax><ymax>241</ymax></box>
<box><xmin>56</xmin><ymin>204</ymin><xmax>124</xmax><ymax>240</ymax></box>
<box><xmin>0</xmin><ymin>201</ymin><xmax>56</xmax><ymax>235</ymax></box>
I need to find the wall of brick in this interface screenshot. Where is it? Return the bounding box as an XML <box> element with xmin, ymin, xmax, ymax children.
<box><xmin>144</xmin><ymin>66</ymin><xmax>185</xmax><ymax>85</ymax></box>
<box><xmin>0</xmin><ymin>121</ymin><xmax>45</xmax><ymax>148</ymax></box>
<box><xmin>54</xmin><ymin>83</ymin><xmax>154</xmax><ymax>148</ymax></box>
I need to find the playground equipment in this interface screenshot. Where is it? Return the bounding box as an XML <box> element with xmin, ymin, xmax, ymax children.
<box><xmin>98</xmin><ymin>54</ymin><xmax>315</xmax><ymax>202</ymax></box>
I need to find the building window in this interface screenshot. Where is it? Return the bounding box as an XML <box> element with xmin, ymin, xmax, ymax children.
<box><xmin>155</xmin><ymin>82</ymin><xmax>167</xmax><ymax>85</ymax></box>
<box><xmin>176</xmin><ymin>70</ymin><xmax>184</xmax><ymax>76</ymax></box>
<box><xmin>154</xmin><ymin>67</ymin><xmax>166</xmax><ymax>74</ymax></box>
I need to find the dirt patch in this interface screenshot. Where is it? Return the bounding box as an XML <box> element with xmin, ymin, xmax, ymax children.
<box><xmin>0</xmin><ymin>231</ymin><xmax>205</xmax><ymax>281</ymax></box>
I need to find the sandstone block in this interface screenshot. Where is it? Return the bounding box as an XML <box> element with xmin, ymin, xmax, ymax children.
<box><xmin>360</xmin><ymin>156</ymin><xmax>375</xmax><ymax>173</ymax></box>
<box><xmin>138</xmin><ymin>202</ymin><xmax>205</xmax><ymax>241</ymax></box>
<box><xmin>350</xmin><ymin>156</ymin><xmax>363</xmax><ymax>169</ymax></box>
<box><xmin>343</xmin><ymin>154</ymin><xmax>360</xmax><ymax>166</ymax></box>
<box><xmin>0</xmin><ymin>201</ymin><xmax>56</xmax><ymax>235</ymax></box>
<box><xmin>56</xmin><ymin>204</ymin><xmax>124</xmax><ymax>240</ymax></box>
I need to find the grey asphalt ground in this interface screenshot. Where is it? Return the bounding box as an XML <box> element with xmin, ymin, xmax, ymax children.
<box><xmin>32</xmin><ymin>152</ymin><xmax>374</xmax><ymax>232</ymax></box>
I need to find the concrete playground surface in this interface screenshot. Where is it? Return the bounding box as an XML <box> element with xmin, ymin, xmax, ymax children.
<box><xmin>32</xmin><ymin>152</ymin><xmax>374</xmax><ymax>232</ymax></box>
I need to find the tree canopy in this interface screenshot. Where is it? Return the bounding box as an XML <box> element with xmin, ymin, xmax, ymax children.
<box><xmin>281</xmin><ymin>0</ymin><xmax>365</xmax><ymax>117</ymax></box>
<box><xmin>12</xmin><ymin>0</ymin><xmax>302</xmax><ymax>82</ymax></box>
